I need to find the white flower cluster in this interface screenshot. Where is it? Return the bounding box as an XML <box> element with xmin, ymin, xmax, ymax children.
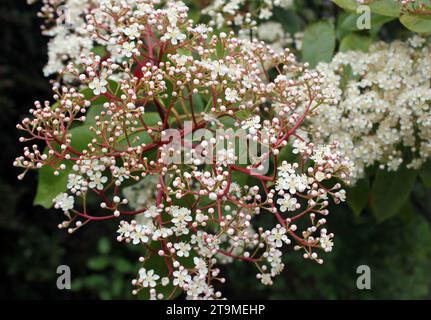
<box><xmin>203</xmin><ymin>0</ymin><xmax>300</xmax><ymax>53</ymax></box>
<box><xmin>31</xmin><ymin>0</ymin><xmax>140</xmax><ymax>76</ymax></box>
<box><xmin>203</xmin><ymin>0</ymin><xmax>294</xmax><ymax>29</ymax></box>
<box><xmin>17</xmin><ymin>0</ymin><xmax>352</xmax><ymax>300</ymax></box>
<box><xmin>311</xmin><ymin>36</ymin><xmax>431</xmax><ymax>180</ymax></box>
<box><xmin>252</xmin><ymin>22</ymin><xmax>303</xmax><ymax>53</ymax></box>
<box><xmin>31</xmin><ymin>0</ymin><xmax>300</xmax><ymax>76</ymax></box>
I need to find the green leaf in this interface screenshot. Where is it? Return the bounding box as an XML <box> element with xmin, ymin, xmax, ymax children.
<box><xmin>273</xmin><ymin>9</ymin><xmax>303</xmax><ymax>33</ymax></box>
<box><xmin>370</xmin><ymin>166</ymin><xmax>418</xmax><ymax>222</ymax></box>
<box><xmin>117</xmin><ymin>112</ymin><xmax>161</xmax><ymax>147</ymax></box>
<box><xmin>419</xmin><ymin>160</ymin><xmax>431</xmax><ymax>188</ymax></box>
<box><xmin>33</xmin><ymin>161</ymin><xmax>73</xmax><ymax>208</ymax></box>
<box><xmin>87</xmin><ymin>256</ymin><xmax>110</xmax><ymax>271</ymax></box>
<box><xmin>347</xmin><ymin>177</ymin><xmax>370</xmax><ymax>217</ymax></box>
<box><xmin>302</xmin><ymin>20</ymin><xmax>336</xmax><ymax>68</ymax></box>
<box><xmin>369</xmin><ymin>0</ymin><xmax>402</xmax><ymax>17</ymax></box>
<box><xmin>339</xmin><ymin>13</ymin><xmax>395</xmax><ymax>31</ymax></box>
<box><xmin>332</xmin><ymin>0</ymin><xmax>359</xmax><ymax>12</ymax></box>
<box><xmin>91</xmin><ymin>45</ymin><xmax>108</xmax><ymax>58</ymax></box>
<box><xmin>400</xmin><ymin>14</ymin><xmax>431</xmax><ymax>33</ymax></box>
<box><xmin>33</xmin><ymin>125</ymin><xmax>95</xmax><ymax>208</ymax></box>
<box><xmin>98</xmin><ymin>237</ymin><xmax>111</xmax><ymax>254</ymax></box>
<box><xmin>68</xmin><ymin>125</ymin><xmax>96</xmax><ymax>151</ymax></box>
<box><xmin>84</xmin><ymin>104</ymin><xmax>105</xmax><ymax>125</ymax></box>
<box><xmin>113</xmin><ymin>258</ymin><xmax>132</xmax><ymax>273</ymax></box>
<box><xmin>340</xmin><ymin>34</ymin><xmax>373</xmax><ymax>52</ymax></box>
<box><xmin>396</xmin><ymin>200</ymin><xmax>419</xmax><ymax>223</ymax></box>
<box><xmin>333</xmin><ymin>0</ymin><xmax>402</xmax><ymax>17</ymax></box>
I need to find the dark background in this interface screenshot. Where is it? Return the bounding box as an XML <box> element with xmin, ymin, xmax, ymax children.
<box><xmin>1</xmin><ymin>0</ymin><xmax>431</xmax><ymax>300</ymax></box>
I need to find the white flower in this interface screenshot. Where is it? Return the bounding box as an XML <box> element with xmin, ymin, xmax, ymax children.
<box><xmin>319</xmin><ymin>230</ymin><xmax>334</xmax><ymax>252</ymax></box>
<box><xmin>144</xmin><ymin>205</ymin><xmax>161</xmax><ymax>218</ymax></box>
<box><xmin>216</xmin><ymin>147</ymin><xmax>236</xmax><ymax>166</ymax></box>
<box><xmin>161</xmin><ymin>277</ymin><xmax>170</xmax><ymax>286</ymax></box>
<box><xmin>229</xmin><ymin>182</ymin><xmax>242</xmax><ymax>198</ymax></box>
<box><xmin>89</xmin><ymin>77</ymin><xmax>108</xmax><ymax>95</ymax></box>
<box><xmin>276</xmin><ymin>194</ymin><xmax>298</xmax><ymax>212</ymax></box>
<box><xmin>123</xmin><ymin>24</ymin><xmax>140</xmax><ymax>39</ymax></box>
<box><xmin>259</xmin><ymin>8</ymin><xmax>272</xmax><ymax>20</ymax></box>
<box><xmin>241</xmin><ymin>115</ymin><xmax>261</xmax><ymax>134</ymax></box>
<box><xmin>172</xmin><ymin>223</ymin><xmax>190</xmax><ymax>236</ymax></box>
<box><xmin>193</xmin><ymin>257</ymin><xmax>208</xmax><ymax>276</ymax></box>
<box><xmin>166</xmin><ymin>5</ymin><xmax>179</xmax><ymax>25</ymax></box>
<box><xmin>165</xmin><ymin>26</ymin><xmax>186</xmax><ymax>45</ymax></box>
<box><xmin>337</xmin><ymin>189</ymin><xmax>347</xmax><ymax>202</ymax></box>
<box><xmin>225</xmin><ymin>88</ymin><xmax>239</xmax><ymax>103</ymax></box>
<box><xmin>292</xmin><ymin>140</ymin><xmax>308</xmax><ymax>154</ymax></box>
<box><xmin>174</xmin><ymin>242</ymin><xmax>191</xmax><ymax>257</ymax></box>
<box><xmin>173</xmin><ymin>269</ymin><xmax>191</xmax><ymax>287</ymax></box>
<box><xmin>171</xmin><ymin>54</ymin><xmax>189</xmax><ymax>66</ymax></box>
<box><xmin>310</xmin><ymin>145</ymin><xmax>332</xmax><ymax>165</ymax></box>
<box><xmin>153</xmin><ymin>227</ymin><xmax>172</xmax><ymax>239</ymax></box>
<box><xmin>275</xmin><ymin>174</ymin><xmax>308</xmax><ymax>194</ymax></box>
<box><xmin>67</xmin><ymin>173</ymin><xmax>84</xmax><ymax>191</ymax></box>
<box><xmin>260</xmin><ymin>273</ymin><xmax>273</xmax><ymax>285</ymax></box>
<box><xmin>131</xmin><ymin>224</ymin><xmax>150</xmax><ymax>244</ymax></box>
<box><xmin>76</xmin><ymin>159</ymin><xmax>106</xmax><ymax>177</ymax></box>
<box><xmin>193</xmin><ymin>24</ymin><xmax>209</xmax><ymax>35</ymax></box>
<box><xmin>88</xmin><ymin>171</ymin><xmax>108</xmax><ymax>190</ymax></box>
<box><xmin>112</xmin><ymin>166</ymin><xmax>129</xmax><ymax>183</ymax></box>
<box><xmin>315</xmin><ymin>171</ymin><xmax>326</xmax><ymax>182</ymax></box>
<box><xmin>121</xmin><ymin>41</ymin><xmax>137</xmax><ymax>58</ymax></box>
<box><xmin>241</xmin><ymin>75</ymin><xmax>254</xmax><ymax>89</ymax></box>
<box><xmin>117</xmin><ymin>221</ymin><xmax>132</xmax><ymax>238</ymax></box>
<box><xmin>266</xmin><ymin>249</ymin><xmax>284</xmax><ymax>275</ymax></box>
<box><xmin>138</xmin><ymin>268</ymin><xmax>160</xmax><ymax>288</ymax></box>
<box><xmin>186</xmin><ymin>276</ymin><xmax>207</xmax><ymax>297</ymax></box>
<box><xmin>171</xmin><ymin>206</ymin><xmax>192</xmax><ymax>225</ymax></box>
<box><xmin>209</xmin><ymin>60</ymin><xmax>229</xmax><ymax>79</ymax></box>
<box><xmin>53</xmin><ymin>193</ymin><xmax>74</xmax><ymax>212</ymax></box>
<box><xmin>277</xmin><ymin>161</ymin><xmax>296</xmax><ymax>177</ymax></box>
<box><xmin>268</xmin><ymin>226</ymin><xmax>290</xmax><ymax>248</ymax></box>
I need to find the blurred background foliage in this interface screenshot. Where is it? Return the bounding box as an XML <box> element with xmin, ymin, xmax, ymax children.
<box><xmin>1</xmin><ymin>0</ymin><xmax>431</xmax><ymax>299</ymax></box>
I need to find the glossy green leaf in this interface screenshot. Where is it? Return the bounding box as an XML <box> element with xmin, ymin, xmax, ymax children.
<box><xmin>339</xmin><ymin>12</ymin><xmax>395</xmax><ymax>31</ymax></box>
<box><xmin>84</xmin><ymin>104</ymin><xmax>105</xmax><ymax>125</ymax></box>
<box><xmin>332</xmin><ymin>0</ymin><xmax>359</xmax><ymax>12</ymax></box>
<box><xmin>118</xmin><ymin>112</ymin><xmax>161</xmax><ymax>147</ymax></box>
<box><xmin>369</xmin><ymin>0</ymin><xmax>402</xmax><ymax>17</ymax></box>
<box><xmin>419</xmin><ymin>160</ymin><xmax>431</xmax><ymax>188</ymax></box>
<box><xmin>400</xmin><ymin>14</ymin><xmax>431</xmax><ymax>33</ymax></box>
<box><xmin>371</xmin><ymin>166</ymin><xmax>418</xmax><ymax>222</ymax></box>
<box><xmin>340</xmin><ymin>34</ymin><xmax>373</xmax><ymax>52</ymax></box>
<box><xmin>333</xmin><ymin>0</ymin><xmax>401</xmax><ymax>17</ymax></box>
<box><xmin>302</xmin><ymin>20</ymin><xmax>336</xmax><ymax>67</ymax></box>
<box><xmin>33</xmin><ymin>125</ymin><xmax>95</xmax><ymax>208</ymax></box>
<box><xmin>33</xmin><ymin>160</ymin><xmax>73</xmax><ymax>208</ymax></box>
<box><xmin>273</xmin><ymin>9</ymin><xmax>303</xmax><ymax>33</ymax></box>
<box><xmin>347</xmin><ymin>177</ymin><xmax>370</xmax><ymax>217</ymax></box>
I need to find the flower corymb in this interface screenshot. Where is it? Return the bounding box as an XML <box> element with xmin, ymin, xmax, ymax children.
<box><xmin>15</xmin><ymin>0</ymin><xmax>351</xmax><ymax>300</ymax></box>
